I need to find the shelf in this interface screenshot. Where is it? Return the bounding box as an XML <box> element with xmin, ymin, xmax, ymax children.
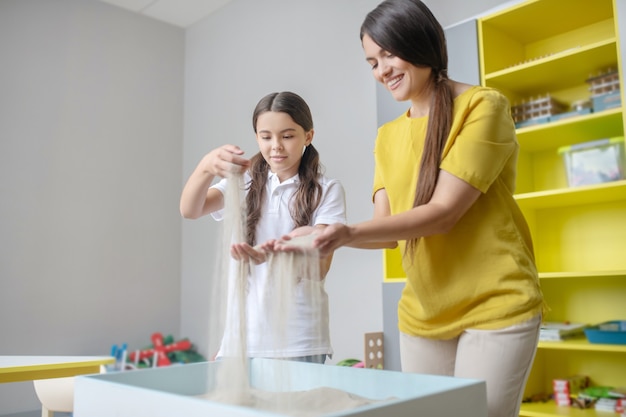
<box><xmin>516</xmin><ymin>108</ymin><xmax>624</xmax><ymax>152</ymax></box>
<box><xmin>520</xmin><ymin>400</ymin><xmax>610</xmax><ymax>417</ymax></box>
<box><xmin>477</xmin><ymin>2</ymin><xmax>626</xmax><ymax>415</ymax></box>
<box><xmin>539</xmin><ymin>271</ymin><xmax>626</xmax><ymax>280</ymax></box>
<box><xmin>515</xmin><ymin>180</ymin><xmax>626</xmax><ymax>210</ymax></box>
<box><xmin>538</xmin><ymin>337</ymin><xmax>626</xmax><ymax>353</ymax></box>
<box><xmin>479</xmin><ymin>0</ymin><xmax>615</xmax><ymax>78</ymax></box>
<box><xmin>383</xmin><ymin>247</ymin><xmax>406</xmax><ymax>282</ymax></box>
<box><xmin>484</xmin><ymin>40</ymin><xmax>618</xmax><ymax>96</ymax></box>
<box><xmin>481</xmin><ymin>0</ymin><xmax>614</xmax><ymax>46</ymax></box>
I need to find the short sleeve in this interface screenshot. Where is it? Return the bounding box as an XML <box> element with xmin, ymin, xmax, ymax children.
<box><xmin>314</xmin><ymin>179</ymin><xmax>347</xmax><ymax>226</ymax></box>
<box><xmin>208</xmin><ymin>177</ymin><xmax>228</xmax><ymax>221</ymax></box>
<box><xmin>440</xmin><ymin>89</ymin><xmax>518</xmax><ymax>193</ymax></box>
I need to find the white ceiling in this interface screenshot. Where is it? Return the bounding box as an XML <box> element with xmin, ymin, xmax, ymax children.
<box><xmin>98</xmin><ymin>0</ymin><xmax>234</xmax><ymax>28</ymax></box>
<box><xmin>97</xmin><ymin>0</ymin><xmax>522</xmax><ymax>33</ymax></box>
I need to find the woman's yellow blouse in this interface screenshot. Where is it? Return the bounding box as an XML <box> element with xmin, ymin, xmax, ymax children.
<box><xmin>373</xmin><ymin>86</ymin><xmax>543</xmax><ymax>339</ymax></box>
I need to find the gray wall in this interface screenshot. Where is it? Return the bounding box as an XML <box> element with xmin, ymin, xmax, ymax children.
<box><xmin>0</xmin><ymin>0</ymin><xmax>184</xmax><ymax>414</ymax></box>
<box><xmin>0</xmin><ymin>0</ymin><xmax>522</xmax><ymax>414</ymax></box>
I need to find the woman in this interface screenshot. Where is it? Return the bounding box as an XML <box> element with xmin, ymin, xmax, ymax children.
<box><xmin>276</xmin><ymin>1</ymin><xmax>544</xmax><ymax>416</ymax></box>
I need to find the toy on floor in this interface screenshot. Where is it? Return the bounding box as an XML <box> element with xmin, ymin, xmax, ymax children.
<box><xmin>120</xmin><ymin>332</ymin><xmax>206</xmax><ymax>368</ymax></box>
<box><xmin>336</xmin><ymin>358</ymin><xmax>364</xmax><ymax>368</ymax></box>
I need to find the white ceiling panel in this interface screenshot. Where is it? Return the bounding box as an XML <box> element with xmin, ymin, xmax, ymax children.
<box><xmin>142</xmin><ymin>0</ymin><xmax>232</xmax><ymax>27</ymax></box>
<box><xmin>98</xmin><ymin>0</ymin><xmax>233</xmax><ymax>27</ymax></box>
<box><xmin>99</xmin><ymin>0</ymin><xmax>155</xmax><ymax>13</ymax></box>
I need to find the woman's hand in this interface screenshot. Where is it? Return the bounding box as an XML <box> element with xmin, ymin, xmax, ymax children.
<box><xmin>311</xmin><ymin>223</ymin><xmax>352</xmax><ymax>257</ymax></box>
<box><xmin>260</xmin><ymin>226</ymin><xmax>334</xmax><ymax>281</ymax></box>
<box><xmin>265</xmin><ymin>224</ymin><xmax>352</xmax><ymax>257</ymax></box>
<box><xmin>230</xmin><ymin>242</ymin><xmax>267</xmax><ymax>265</ymax></box>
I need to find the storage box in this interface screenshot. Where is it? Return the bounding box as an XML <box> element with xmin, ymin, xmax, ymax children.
<box><xmin>585</xmin><ymin>321</ymin><xmax>626</xmax><ymax>345</ymax></box>
<box><xmin>558</xmin><ymin>137</ymin><xmax>626</xmax><ymax>187</ymax></box>
<box><xmin>511</xmin><ymin>95</ymin><xmax>567</xmax><ymax>127</ymax></box>
<box><xmin>553</xmin><ymin>375</ymin><xmax>589</xmax><ymax>395</ymax></box>
<box><xmin>587</xmin><ymin>69</ymin><xmax>619</xmax><ymax>96</ymax></box>
<box><xmin>73</xmin><ymin>358</ymin><xmax>488</xmax><ymax>417</ymax></box>
<box><xmin>553</xmin><ymin>391</ymin><xmax>571</xmax><ymax>406</ymax></box>
<box><xmin>550</xmin><ymin>107</ymin><xmax>592</xmax><ymax>122</ymax></box>
<box><xmin>515</xmin><ymin>115</ymin><xmax>550</xmax><ymax>129</ymax></box>
<box><xmin>553</xmin><ymin>374</ymin><xmax>589</xmax><ymax>407</ymax></box>
<box><xmin>592</xmin><ymin>90</ymin><xmax>622</xmax><ymax>112</ymax></box>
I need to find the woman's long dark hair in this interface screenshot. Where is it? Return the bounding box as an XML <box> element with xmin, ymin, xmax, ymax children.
<box><xmin>245</xmin><ymin>91</ymin><xmax>323</xmax><ymax>246</ymax></box>
<box><xmin>361</xmin><ymin>0</ymin><xmax>453</xmax><ymax>254</ymax></box>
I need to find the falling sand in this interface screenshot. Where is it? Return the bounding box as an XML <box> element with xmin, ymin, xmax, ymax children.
<box><xmin>198</xmin><ymin>173</ymin><xmax>386</xmax><ymax>416</ymax></box>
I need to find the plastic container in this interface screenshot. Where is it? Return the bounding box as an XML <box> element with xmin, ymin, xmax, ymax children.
<box><xmin>584</xmin><ymin>321</ymin><xmax>626</xmax><ymax>345</ymax></box>
<box><xmin>592</xmin><ymin>90</ymin><xmax>622</xmax><ymax>112</ymax></box>
<box><xmin>558</xmin><ymin>137</ymin><xmax>626</xmax><ymax>187</ymax></box>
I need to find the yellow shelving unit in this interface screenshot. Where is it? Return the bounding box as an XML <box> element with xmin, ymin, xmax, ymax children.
<box><xmin>476</xmin><ymin>0</ymin><xmax>626</xmax><ymax>416</ymax></box>
<box><xmin>382</xmin><ymin>0</ymin><xmax>626</xmax><ymax>415</ymax></box>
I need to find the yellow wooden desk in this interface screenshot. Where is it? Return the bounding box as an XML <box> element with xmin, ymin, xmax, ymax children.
<box><xmin>0</xmin><ymin>356</ymin><xmax>114</xmax><ymax>417</ymax></box>
<box><xmin>0</xmin><ymin>356</ymin><xmax>114</xmax><ymax>383</ymax></box>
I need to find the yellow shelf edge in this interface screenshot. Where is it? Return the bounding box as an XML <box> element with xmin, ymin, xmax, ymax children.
<box><xmin>478</xmin><ymin>0</ymin><xmax>541</xmax><ymax>23</ymax></box>
<box><xmin>515</xmin><ymin>107</ymin><xmax>624</xmax><ymax>153</ymax></box>
<box><xmin>539</xmin><ymin>271</ymin><xmax>626</xmax><ymax>279</ymax></box>
<box><xmin>520</xmin><ymin>399</ymin><xmax>606</xmax><ymax>417</ymax></box>
<box><xmin>515</xmin><ymin>180</ymin><xmax>626</xmax><ymax>210</ymax></box>
<box><xmin>517</xmin><ymin>107</ymin><xmax>623</xmax><ymax>136</ymax></box>
<box><xmin>383</xmin><ymin>277</ymin><xmax>407</xmax><ymax>283</ymax></box>
<box><xmin>484</xmin><ymin>38</ymin><xmax>617</xmax><ymax>81</ymax></box>
<box><xmin>538</xmin><ymin>338</ymin><xmax>626</xmax><ymax>353</ymax></box>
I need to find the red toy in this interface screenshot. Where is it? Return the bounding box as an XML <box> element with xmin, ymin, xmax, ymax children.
<box><xmin>128</xmin><ymin>332</ymin><xmax>192</xmax><ymax>366</ymax></box>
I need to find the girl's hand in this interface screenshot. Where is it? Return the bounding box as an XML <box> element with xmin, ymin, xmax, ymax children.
<box><xmin>203</xmin><ymin>145</ymin><xmax>250</xmax><ymax>178</ymax></box>
<box><xmin>268</xmin><ymin>226</ymin><xmax>319</xmax><ymax>253</ymax></box>
<box><xmin>258</xmin><ymin>238</ymin><xmax>280</xmax><ymax>253</ymax></box>
<box><xmin>230</xmin><ymin>242</ymin><xmax>267</xmax><ymax>265</ymax></box>
<box><xmin>285</xmin><ymin>226</ymin><xmax>318</xmax><ymax>240</ymax></box>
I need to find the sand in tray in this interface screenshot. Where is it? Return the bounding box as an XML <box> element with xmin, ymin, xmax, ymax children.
<box><xmin>201</xmin><ymin>386</ymin><xmax>379</xmax><ymax>417</ymax></box>
<box><xmin>200</xmin><ymin>173</ymin><xmax>388</xmax><ymax>416</ymax></box>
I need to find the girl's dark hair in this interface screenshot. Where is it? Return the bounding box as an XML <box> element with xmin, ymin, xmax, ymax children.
<box><xmin>245</xmin><ymin>91</ymin><xmax>323</xmax><ymax>246</ymax></box>
<box><xmin>361</xmin><ymin>0</ymin><xmax>453</xmax><ymax>254</ymax></box>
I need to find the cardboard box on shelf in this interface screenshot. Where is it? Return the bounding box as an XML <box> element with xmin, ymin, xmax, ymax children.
<box><xmin>553</xmin><ymin>375</ymin><xmax>590</xmax><ymax>404</ymax></box>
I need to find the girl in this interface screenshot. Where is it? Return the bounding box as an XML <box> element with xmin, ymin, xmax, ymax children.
<box><xmin>180</xmin><ymin>91</ymin><xmax>346</xmax><ymax>364</ymax></box>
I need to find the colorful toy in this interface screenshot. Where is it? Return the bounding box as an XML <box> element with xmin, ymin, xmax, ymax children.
<box><xmin>336</xmin><ymin>358</ymin><xmax>364</xmax><ymax>367</ymax></box>
<box><xmin>127</xmin><ymin>332</ymin><xmax>205</xmax><ymax>367</ymax></box>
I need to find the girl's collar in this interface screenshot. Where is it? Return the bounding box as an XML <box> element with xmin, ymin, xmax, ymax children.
<box><xmin>268</xmin><ymin>170</ymin><xmax>299</xmax><ymax>184</ymax></box>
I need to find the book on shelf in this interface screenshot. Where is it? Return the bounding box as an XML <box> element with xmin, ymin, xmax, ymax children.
<box><xmin>609</xmin><ymin>387</ymin><xmax>626</xmax><ymax>398</ymax></box>
<box><xmin>539</xmin><ymin>322</ymin><xmax>587</xmax><ymax>341</ymax></box>
<box><xmin>595</xmin><ymin>398</ymin><xmax>619</xmax><ymax>412</ymax></box>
